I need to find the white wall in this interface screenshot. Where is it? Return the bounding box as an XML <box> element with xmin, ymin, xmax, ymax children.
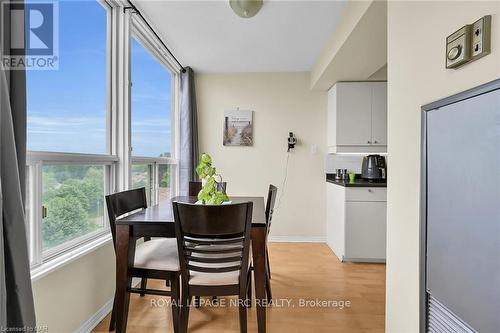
<box><xmin>196</xmin><ymin>73</ymin><xmax>327</xmax><ymax>240</ymax></box>
<box><xmin>311</xmin><ymin>0</ymin><xmax>387</xmax><ymax>89</ymax></box>
<box><xmin>387</xmin><ymin>1</ymin><xmax>500</xmax><ymax>331</ymax></box>
<box><xmin>32</xmin><ymin>244</ymin><xmax>115</xmax><ymax>332</ymax></box>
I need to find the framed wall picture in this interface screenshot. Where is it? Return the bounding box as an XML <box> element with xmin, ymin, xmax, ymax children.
<box><xmin>223</xmin><ymin>110</ymin><xmax>253</xmax><ymax>146</ymax></box>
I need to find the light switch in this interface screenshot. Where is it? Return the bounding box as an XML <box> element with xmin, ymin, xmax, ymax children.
<box><xmin>471</xmin><ymin>15</ymin><xmax>491</xmax><ymax>60</ymax></box>
<box><xmin>446</xmin><ymin>25</ymin><xmax>471</xmax><ymax>69</ymax></box>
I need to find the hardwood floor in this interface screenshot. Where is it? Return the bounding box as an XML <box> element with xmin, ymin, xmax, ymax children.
<box><xmin>93</xmin><ymin>243</ymin><xmax>385</xmax><ymax>333</ymax></box>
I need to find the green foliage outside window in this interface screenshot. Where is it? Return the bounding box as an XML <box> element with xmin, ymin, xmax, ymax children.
<box><xmin>42</xmin><ymin>165</ymin><xmax>104</xmax><ymax>250</ymax></box>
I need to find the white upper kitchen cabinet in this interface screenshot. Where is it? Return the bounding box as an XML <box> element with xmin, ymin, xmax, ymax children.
<box><xmin>371</xmin><ymin>82</ymin><xmax>388</xmax><ymax>146</ymax></box>
<box><xmin>327</xmin><ymin>81</ymin><xmax>387</xmax><ymax>153</ymax></box>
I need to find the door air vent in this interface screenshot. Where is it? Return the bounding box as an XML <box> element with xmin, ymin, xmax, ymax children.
<box><xmin>427</xmin><ymin>295</ymin><xmax>476</xmax><ymax>333</ymax></box>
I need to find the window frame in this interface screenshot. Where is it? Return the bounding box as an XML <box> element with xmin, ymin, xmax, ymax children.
<box><xmin>131</xmin><ymin>161</ymin><xmax>177</xmax><ymax>207</ymax></box>
<box><xmin>26</xmin><ymin>153</ymin><xmax>117</xmax><ymax>264</ymax></box>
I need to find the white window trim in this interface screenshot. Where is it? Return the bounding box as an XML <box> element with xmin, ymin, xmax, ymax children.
<box><xmin>27</xmin><ymin>151</ymin><xmax>119</xmax><ymax>164</ymax></box>
<box><xmin>130</xmin><ymin>13</ymin><xmax>183</xmax><ymax>74</ymax></box>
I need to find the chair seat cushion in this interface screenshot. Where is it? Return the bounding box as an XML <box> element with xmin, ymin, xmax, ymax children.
<box><xmin>134</xmin><ymin>238</ymin><xmax>180</xmax><ymax>272</ymax></box>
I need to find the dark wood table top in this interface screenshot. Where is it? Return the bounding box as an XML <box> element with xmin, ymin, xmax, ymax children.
<box><xmin>117</xmin><ymin>196</ymin><xmax>267</xmax><ymax>227</ymax></box>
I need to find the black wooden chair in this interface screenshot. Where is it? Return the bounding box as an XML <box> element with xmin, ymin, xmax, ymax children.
<box><xmin>248</xmin><ymin>184</ymin><xmax>278</xmax><ymax>304</ymax></box>
<box><xmin>263</xmin><ymin>184</ymin><xmax>278</xmax><ymax>301</ymax></box>
<box><xmin>188</xmin><ymin>181</ymin><xmax>202</xmax><ymax>196</ymax></box>
<box><xmin>106</xmin><ymin>188</ymin><xmax>181</xmax><ymax>332</ymax></box>
<box><xmin>188</xmin><ymin>180</ymin><xmax>228</xmax><ymax>307</ymax></box>
<box><xmin>172</xmin><ymin>201</ymin><xmax>253</xmax><ymax>333</ymax></box>
<box><xmin>188</xmin><ymin>181</ymin><xmax>227</xmax><ymax>197</ymax></box>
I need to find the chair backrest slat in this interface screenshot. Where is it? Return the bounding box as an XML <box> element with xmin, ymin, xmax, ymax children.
<box><xmin>186</xmin><ymin>264</ymin><xmax>241</xmax><ymax>274</ymax></box>
<box><xmin>186</xmin><ymin>246</ymin><xmax>243</xmax><ymax>254</ymax></box>
<box><xmin>184</xmin><ymin>236</ymin><xmax>244</xmax><ymax>246</ymax></box>
<box><xmin>105</xmin><ymin>188</ymin><xmax>147</xmax><ymax>249</ymax></box>
<box><xmin>173</xmin><ymin>201</ymin><xmax>253</xmax><ymax>283</ymax></box>
<box><xmin>185</xmin><ymin>255</ymin><xmax>242</xmax><ymax>264</ymax></box>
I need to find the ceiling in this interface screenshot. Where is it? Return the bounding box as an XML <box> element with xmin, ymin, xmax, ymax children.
<box><xmin>135</xmin><ymin>0</ymin><xmax>347</xmax><ymax>73</ymax></box>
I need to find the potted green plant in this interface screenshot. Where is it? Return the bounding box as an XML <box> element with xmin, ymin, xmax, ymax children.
<box><xmin>195</xmin><ymin>153</ymin><xmax>229</xmax><ymax>205</ymax></box>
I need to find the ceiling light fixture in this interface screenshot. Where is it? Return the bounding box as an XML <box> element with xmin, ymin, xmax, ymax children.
<box><xmin>229</xmin><ymin>0</ymin><xmax>263</xmax><ymax>18</ymax></box>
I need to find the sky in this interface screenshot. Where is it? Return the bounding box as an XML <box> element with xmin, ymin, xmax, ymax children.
<box><xmin>27</xmin><ymin>0</ymin><xmax>172</xmax><ymax>157</ymax></box>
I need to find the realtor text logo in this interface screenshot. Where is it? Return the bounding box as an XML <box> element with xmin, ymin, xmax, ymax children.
<box><xmin>1</xmin><ymin>0</ymin><xmax>59</xmax><ymax>70</ymax></box>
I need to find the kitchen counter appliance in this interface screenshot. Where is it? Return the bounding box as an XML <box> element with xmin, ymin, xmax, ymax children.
<box><xmin>361</xmin><ymin>155</ymin><xmax>386</xmax><ymax>180</ymax></box>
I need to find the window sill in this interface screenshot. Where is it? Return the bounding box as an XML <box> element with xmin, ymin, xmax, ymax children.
<box><xmin>30</xmin><ymin>233</ymin><xmax>113</xmax><ymax>282</ymax></box>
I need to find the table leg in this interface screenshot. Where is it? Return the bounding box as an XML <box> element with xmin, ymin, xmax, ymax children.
<box><xmin>115</xmin><ymin>225</ymin><xmax>136</xmax><ymax>333</ymax></box>
<box><xmin>252</xmin><ymin>227</ymin><xmax>267</xmax><ymax>333</ymax></box>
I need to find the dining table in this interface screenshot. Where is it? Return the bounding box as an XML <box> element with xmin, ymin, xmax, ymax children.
<box><xmin>114</xmin><ymin>196</ymin><xmax>269</xmax><ymax>333</ymax></box>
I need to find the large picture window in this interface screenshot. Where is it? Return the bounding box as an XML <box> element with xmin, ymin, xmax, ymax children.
<box><xmin>25</xmin><ymin>1</ymin><xmax>180</xmax><ymax>274</ymax></box>
<box><xmin>26</xmin><ymin>0</ymin><xmax>113</xmax><ymax>266</ymax></box>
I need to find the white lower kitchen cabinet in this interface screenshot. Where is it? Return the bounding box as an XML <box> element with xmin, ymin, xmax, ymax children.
<box><xmin>326</xmin><ymin>183</ymin><xmax>387</xmax><ymax>262</ymax></box>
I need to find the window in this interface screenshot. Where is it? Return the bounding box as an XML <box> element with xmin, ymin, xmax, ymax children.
<box><xmin>130</xmin><ymin>162</ymin><xmax>175</xmax><ymax>207</ymax></box>
<box><xmin>24</xmin><ymin>1</ymin><xmax>180</xmax><ymax>273</ymax></box>
<box><xmin>27</xmin><ymin>1</ymin><xmax>108</xmax><ymax>154</ymax></box>
<box><xmin>26</xmin><ymin>0</ymin><xmax>112</xmax><ymax>266</ymax></box>
<box><xmin>131</xmin><ymin>37</ymin><xmax>173</xmax><ymax>158</ymax></box>
<box><xmin>130</xmin><ymin>33</ymin><xmax>177</xmax><ymax>206</ymax></box>
<box><xmin>158</xmin><ymin>164</ymin><xmax>174</xmax><ymax>202</ymax></box>
<box><xmin>131</xmin><ymin>164</ymin><xmax>152</xmax><ymax>204</ymax></box>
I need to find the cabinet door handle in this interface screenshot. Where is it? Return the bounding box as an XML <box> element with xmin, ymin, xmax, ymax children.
<box><xmin>368</xmin><ymin>189</ymin><xmax>373</xmax><ymax>193</ymax></box>
<box><xmin>367</xmin><ymin>140</ymin><xmax>371</xmax><ymax>144</ymax></box>
<box><xmin>374</xmin><ymin>140</ymin><xmax>378</xmax><ymax>144</ymax></box>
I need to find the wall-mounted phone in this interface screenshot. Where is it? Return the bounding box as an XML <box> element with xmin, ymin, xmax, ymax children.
<box><xmin>287</xmin><ymin>132</ymin><xmax>297</xmax><ymax>152</ymax></box>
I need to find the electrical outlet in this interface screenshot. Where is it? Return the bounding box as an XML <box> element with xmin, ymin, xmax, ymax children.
<box><xmin>471</xmin><ymin>15</ymin><xmax>491</xmax><ymax>60</ymax></box>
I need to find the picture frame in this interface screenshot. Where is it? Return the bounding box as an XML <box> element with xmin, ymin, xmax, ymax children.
<box><xmin>223</xmin><ymin>110</ymin><xmax>253</xmax><ymax>146</ymax></box>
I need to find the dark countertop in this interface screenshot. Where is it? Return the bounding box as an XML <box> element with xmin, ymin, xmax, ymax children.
<box><xmin>326</xmin><ymin>174</ymin><xmax>387</xmax><ymax>188</ymax></box>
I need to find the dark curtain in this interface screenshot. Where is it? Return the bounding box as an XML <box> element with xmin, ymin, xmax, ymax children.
<box><xmin>179</xmin><ymin>67</ymin><xmax>199</xmax><ymax>195</ymax></box>
<box><xmin>0</xmin><ymin>0</ymin><xmax>36</xmax><ymax>329</ymax></box>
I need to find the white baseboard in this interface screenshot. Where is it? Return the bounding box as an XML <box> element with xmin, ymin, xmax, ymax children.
<box><xmin>268</xmin><ymin>236</ymin><xmax>326</xmax><ymax>243</ymax></box>
<box><xmin>74</xmin><ymin>279</ymin><xmax>142</xmax><ymax>333</ymax></box>
<box><xmin>75</xmin><ymin>298</ymin><xmax>113</xmax><ymax>333</ymax></box>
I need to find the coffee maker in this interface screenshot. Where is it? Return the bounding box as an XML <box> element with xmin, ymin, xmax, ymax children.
<box><xmin>361</xmin><ymin>155</ymin><xmax>386</xmax><ymax>180</ymax></box>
